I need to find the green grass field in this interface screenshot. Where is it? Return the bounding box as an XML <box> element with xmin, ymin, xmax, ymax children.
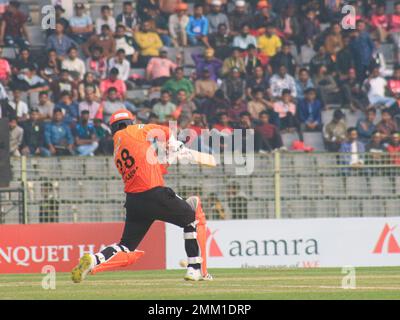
<box><xmin>0</xmin><ymin>267</ymin><xmax>399</xmax><ymax>300</ymax></box>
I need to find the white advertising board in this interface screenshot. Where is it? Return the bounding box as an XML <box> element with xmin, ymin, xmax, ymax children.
<box><xmin>166</xmin><ymin>218</ymin><xmax>400</xmax><ymax>269</ymax></box>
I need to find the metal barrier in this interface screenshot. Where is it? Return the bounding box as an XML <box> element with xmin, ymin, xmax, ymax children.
<box><xmin>4</xmin><ymin>152</ymin><xmax>400</xmax><ymax>224</ymax></box>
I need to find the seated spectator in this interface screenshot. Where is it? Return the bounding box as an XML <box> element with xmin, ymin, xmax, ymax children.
<box><xmin>247</xmin><ymin>88</ymin><xmax>271</xmax><ymax>120</ymax></box>
<box><xmin>309</xmin><ymin>45</ymin><xmax>335</xmax><ymax>77</ymax></box>
<box><xmin>175</xmin><ymin>89</ymin><xmax>196</xmax><ymax>128</ymax></box>
<box><xmin>376</xmin><ymin>109</ymin><xmax>398</xmax><ymax>143</ymax></box>
<box><xmin>323</xmin><ymin>109</ymin><xmax>347</xmax><ymax>152</ymax></box>
<box><xmin>14</xmin><ymin>48</ymin><xmax>37</xmax><ymax>74</ymax></box>
<box><xmin>44</xmin><ymin>108</ymin><xmax>74</xmax><ymax>156</ymax></box>
<box><xmin>62</xmin><ymin>47</ymin><xmax>86</xmax><ymax>81</ymax></box>
<box><xmin>162</xmin><ymin>67</ymin><xmax>194</xmax><ymax>100</ymax></box>
<box><xmin>39</xmin><ymin>49</ymin><xmax>61</xmax><ymax>84</ymax></box>
<box><xmin>336</xmin><ymin>36</ymin><xmax>355</xmax><ymax>80</ymax></box>
<box><xmin>134</xmin><ymin>19</ymin><xmax>163</xmax><ymax>67</ymax></box>
<box><xmin>93</xmin><ymin>118</ymin><xmax>113</xmax><ymax>155</ymax></box>
<box><xmin>371</xmin><ymin>4</ymin><xmax>389</xmax><ymax>43</ymax></box>
<box><xmin>388</xmin><ymin>65</ymin><xmax>400</xmax><ymax>99</ymax></box>
<box><xmin>100</xmin><ymin>68</ymin><xmax>127</xmax><ymax>100</ymax></box>
<box><xmin>194</xmin><ymin>68</ymin><xmax>218</xmax><ymax>102</ymax></box>
<box><xmin>322</xmin><ymin>22</ymin><xmax>343</xmax><ymax>56</ymax></box>
<box><xmin>386</xmin><ymin>132</ymin><xmax>400</xmax><ymax>166</ymax></box>
<box><xmin>95</xmin><ymin>5</ymin><xmax>116</xmax><ymax>35</ymax></box>
<box><xmin>200</xmin><ymin>89</ymin><xmax>230</xmax><ymax>125</ymax></box>
<box><xmin>147</xmin><ymin>6</ymin><xmax>171</xmax><ymax>47</ymax></box>
<box><xmin>209</xmin><ymin>23</ymin><xmax>233</xmax><ymax>60</ymax></box>
<box><xmin>246</xmin><ymin>66</ymin><xmax>269</xmax><ymax>100</ymax></box>
<box><xmin>169</xmin><ymin>2</ymin><xmax>189</xmax><ymax>48</ymax></box>
<box><xmin>55</xmin><ymin>91</ymin><xmax>79</xmax><ymax>126</ymax></box>
<box><xmin>74</xmin><ymin>110</ymin><xmax>99</xmax><ymax>156</ymax></box>
<box><xmin>13</xmin><ymin>66</ymin><xmax>49</xmax><ymax>93</ymax></box>
<box><xmin>243</xmin><ymin>44</ymin><xmax>263</xmax><ymax>76</ymax></box>
<box><xmin>0</xmin><ymin>47</ymin><xmax>11</xmax><ymax>84</ymax></box>
<box><xmin>270</xmin><ymin>65</ymin><xmax>297</xmax><ymax>99</ymax></box>
<box><xmin>212</xmin><ymin>111</ymin><xmax>233</xmax><ymax>133</ymax></box>
<box><xmin>228</xmin><ymin>1</ymin><xmax>250</xmax><ymax>36</ymax></box>
<box><xmin>114</xmin><ymin>24</ymin><xmax>139</xmax><ymax>66</ymax></box>
<box><xmin>221</xmin><ymin>67</ymin><xmax>245</xmax><ymax>101</ymax></box>
<box><xmin>83</xmin><ymin>24</ymin><xmax>116</xmax><ymax>60</ymax></box>
<box><xmin>85</xmin><ymin>47</ymin><xmax>107</xmax><ymax>80</ymax></box>
<box><xmin>254</xmin><ymin>110</ymin><xmax>282</xmax><ymax>152</ymax></box>
<box><xmin>146</xmin><ymin>48</ymin><xmax>179</xmax><ymax>88</ymax></box>
<box><xmin>207</xmin><ymin>0</ymin><xmax>229</xmax><ymax>35</ymax></box>
<box><xmin>35</xmin><ymin>91</ymin><xmax>54</xmax><ymax>121</ymax></box>
<box><xmin>46</xmin><ymin>22</ymin><xmax>76</xmax><ymax>58</ymax></box>
<box><xmin>152</xmin><ymin>90</ymin><xmax>176</xmax><ymax>123</ymax></box>
<box><xmin>295</xmin><ymin>68</ymin><xmax>314</xmax><ymax>101</ymax></box>
<box><xmin>222</xmin><ymin>47</ymin><xmax>245</xmax><ymax>76</ymax></box>
<box><xmin>116</xmin><ymin>1</ymin><xmax>138</xmax><ymax>34</ymax></box>
<box><xmin>313</xmin><ymin>65</ymin><xmax>341</xmax><ymax>106</ymax></box>
<box><xmin>356</xmin><ymin>108</ymin><xmax>377</xmax><ymax>144</ymax></box>
<box><xmin>300</xmin><ymin>8</ymin><xmax>320</xmax><ymax>48</ymax></box>
<box><xmin>273</xmin><ymin>89</ymin><xmax>298</xmax><ymax>131</ymax></box>
<box><xmin>79</xmin><ymin>72</ymin><xmax>101</xmax><ymax>101</ymax></box>
<box><xmin>227</xmin><ymin>93</ymin><xmax>247</xmax><ymax>126</ymax></box>
<box><xmin>252</xmin><ymin>1</ymin><xmax>277</xmax><ymax>33</ymax></box>
<box><xmin>365</xmin><ymin>131</ymin><xmax>385</xmax><ymax>167</ymax></box>
<box><xmin>0</xmin><ymin>1</ymin><xmax>30</xmax><ymax>49</ymax></box>
<box><xmin>192</xmin><ymin>47</ymin><xmax>223</xmax><ymax>82</ymax></box>
<box><xmin>108</xmin><ymin>49</ymin><xmax>131</xmax><ymax>82</ymax></box>
<box><xmin>51</xmin><ymin>69</ymin><xmax>79</xmax><ymax>103</ymax></box>
<box><xmin>9</xmin><ymin>115</ymin><xmax>23</xmax><ymax>156</ymax></box>
<box><xmin>270</xmin><ymin>42</ymin><xmax>296</xmax><ymax>76</ymax></box>
<box><xmin>257</xmin><ymin>23</ymin><xmax>282</xmax><ymax>59</ymax></box>
<box><xmin>69</xmin><ymin>3</ymin><xmax>94</xmax><ymax>44</ymax></box>
<box><xmin>236</xmin><ymin>111</ymin><xmax>254</xmax><ymax>153</ymax></box>
<box><xmin>101</xmin><ymin>87</ymin><xmax>127</xmax><ymax>124</ymax></box>
<box><xmin>389</xmin><ymin>1</ymin><xmax>400</xmax><ymax>64</ymax></box>
<box><xmin>342</xmin><ymin>67</ymin><xmax>369</xmax><ymax>111</ymax></box>
<box><xmin>233</xmin><ymin>23</ymin><xmax>257</xmax><ymax>51</ymax></box>
<box><xmin>79</xmin><ymin>87</ymin><xmax>101</xmax><ymax>121</ymax></box>
<box><xmin>339</xmin><ymin>127</ymin><xmax>365</xmax><ymax>166</ymax></box>
<box><xmin>21</xmin><ymin>108</ymin><xmax>48</xmax><ymax>156</ymax></box>
<box><xmin>297</xmin><ymin>88</ymin><xmax>322</xmax><ymax>132</ymax></box>
<box><xmin>9</xmin><ymin>88</ymin><xmax>28</xmax><ymax>122</ymax></box>
<box><xmin>371</xmin><ymin>39</ymin><xmax>392</xmax><ymax>78</ymax></box>
<box><xmin>363</xmin><ymin>66</ymin><xmax>396</xmax><ymax>108</ymax></box>
<box><xmin>186</xmin><ymin>4</ymin><xmax>211</xmax><ymax>47</ymax></box>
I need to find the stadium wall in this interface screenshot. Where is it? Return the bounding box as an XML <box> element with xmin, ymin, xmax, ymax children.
<box><xmin>166</xmin><ymin>218</ymin><xmax>400</xmax><ymax>269</ymax></box>
<box><xmin>0</xmin><ymin>221</ymin><xmax>165</xmax><ymax>274</ymax></box>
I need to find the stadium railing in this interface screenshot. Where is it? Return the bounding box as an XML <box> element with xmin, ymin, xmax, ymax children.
<box><xmin>2</xmin><ymin>152</ymin><xmax>399</xmax><ymax>224</ymax></box>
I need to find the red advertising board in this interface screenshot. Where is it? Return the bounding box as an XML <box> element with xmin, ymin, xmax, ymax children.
<box><xmin>0</xmin><ymin>222</ymin><xmax>166</xmax><ymax>274</ymax></box>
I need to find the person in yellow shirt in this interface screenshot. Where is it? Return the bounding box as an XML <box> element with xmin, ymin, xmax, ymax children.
<box><xmin>134</xmin><ymin>20</ymin><xmax>163</xmax><ymax>67</ymax></box>
<box><xmin>257</xmin><ymin>23</ymin><xmax>282</xmax><ymax>58</ymax></box>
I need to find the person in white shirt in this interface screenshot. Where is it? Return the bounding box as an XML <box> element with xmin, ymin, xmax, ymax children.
<box><xmin>62</xmin><ymin>47</ymin><xmax>86</xmax><ymax>80</ymax></box>
<box><xmin>363</xmin><ymin>66</ymin><xmax>396</xmax><ymax>107</ymax></box>
<box><xmin>108</xmin><ymin>49</ymin><xmax>131</xmax><ymax>81</ymax></box>
<box><xmin>232</xmin><ymin>24</ymin><xmax>257</xmax><ymax>51</ymax></box>
<box><xmin>270</xmin><ymin>65</ymin><xmax>297</xmax><ymax>98</ymax></box>
<box><xmin>96</xmin><ymin>5</ymin><xmax>116</xmax><ymax>34</ymax></box>
<box><xmin>9</xmin><ymin>89</ymin><xmax>28</xmax><ymax>122</ymax></box>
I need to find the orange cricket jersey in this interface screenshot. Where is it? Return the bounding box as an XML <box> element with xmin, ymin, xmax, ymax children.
<box><xmin>113</xmin><ymin>124</ymin><xmax>171</xmax><ymax>193</ymax></box>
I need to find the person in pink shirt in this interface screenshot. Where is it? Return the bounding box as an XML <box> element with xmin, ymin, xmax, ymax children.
<box><xmin>371</xmin><ymin>4</ymin><xmax>389</xmax><ymax>42</ymax></box>
<box><xmin>272</xmin><ymin>89</ymin><xmax>298</xmax><ymax>131</ymax></box>
<box><xmin>146</xmin><ymin>47</ymin><xmax>181</xmax><ymax>88</ymax></box>
<box><xmin>99</xmin><ymin>68</ymin><xmax>127</xmax><ymax>100</ymax></box>
<box><xmin>0</xmin><ymin>47</ymin><xmax>11</xmax><ymax>84</ymax></box>
<box><xmin>389</xmin><ymin>2</ymin><xmax>400</xmax><ymax>63</ymax></box>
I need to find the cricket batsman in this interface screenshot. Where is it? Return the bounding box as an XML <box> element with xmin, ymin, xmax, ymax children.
<box><xmin>71</xmin><ymin>109</ymin><xmax>212</xmax><ymax>282</ymax></box>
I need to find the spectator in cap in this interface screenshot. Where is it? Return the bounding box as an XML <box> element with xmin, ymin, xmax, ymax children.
<box><xmin>116</xmin><ymin>1</ymin><xmax>138</xmax><ymax>34</ymax></box>
<box><xmin>222</xmin><ymin>47</ymin><xmax>245</xmax><ymax>76</ymax></box>
<box><xmin>186</xmin><ymin>4</ymin><xmax>211</xmax><ymax>48</ymax></box>
<box><xmin>206</xmin><ymin>0</ymin><xmax>229</xmax><ymax>35</ymax></box>
<box><xmin>208</xmin><ymin>23</ymin><xmax>232</xmax><ymax>60</ymax></box>
<box><xmin>233</xmin><ymin>23</ymin><xmax>257</xmax><ymax>51</ymax></box>
<box><xmin>8</xmin><ymin>115</ymin><xmax>23</xmax><ymax>157</ymax></box>
<box><xmin>297</xmin><ymin>88</ymin><xmax>322</xmax><ymax>132</ymax></box>
<box><xmin>82</xmin><ymin>24</ymin><xmax>116</xmax><ymax>59</ymax></box>
<box><xmin>73</xmin><ymin>110</ymin><xmax>99</xmax><ymax>156</ymax></box>
<box><xmin>169</xmin><ymin>2</ymin><xmax>189</xmax><ymax>48</ymax></box>
<box><xmin>134</xmin><ymin>19</ymin><xmax>163</xmax><ymax>67</ymax></box>
<box><xmin>95</xmin><ymin>5</ymin><xmax>116</xmax><ymax>35</ymax></box>
<box><xmin>228</xmin><ymin>1</ymin><xmax>250</xmax><ymax>36</ymax></box>
<box><xmin>46</xmin><ymin>21</ymin><xmax>77</xmax><ymax>58</ymax></box>
<box><xmin>0</xmin><ymin>1</ymin><xmax>30</xmax><ymax>49</ymax></box>
<box><xmin>192</xmin><ymin>47</ymin><xmax>223</xmax><ymax>82</ymax></box>
<box><xmin>323</xmin><ymin>109</ymin><xmax>347</xmax><ymax>152</ymax></box>
<box><xmin>69</xmin><ymin>3</ymin><xmax>94</xmax><ymax>44</ymax></box>
<box><xmin>257</xmin><ymin>24</ymin><xmax>282</xmax><ymax>59</ymax></box>
<box><xmin>146</xmin><ymin>47</ymin><xmax>180</xmax><ymax>89</ymax></box>
<box><xmin>252</xmin><ymin>1</ymin><xmax>277</xmax><ymax>33</ymax></box>
<box><xmin>21</xmin><ymin>108</ymin><xmax>49</xmax><ymax>156</ymax></box>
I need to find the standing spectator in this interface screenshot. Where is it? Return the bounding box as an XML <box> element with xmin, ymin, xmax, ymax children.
<box><xmin>116</xmin><ymin>1</ymin><xmax>138</xmax><ymax>34</ymax></box>
<box><xmin>228</xmin><ymin>1</ymin><xmax>250</xmax><ymax>36</ymax></box>
<box><xmin>100</xmin><ymin>68</ymin><xmax>127</xmax><ymax>100</ymax></box>
<box><xmin>69</xmin><ymin>3</ymin><xmax>94</xmax><ymax>44</ymax></box>
<box><xmin>39</xmin><ymin>182</ymin><xmax>59</xmax><ymax>223</ymax></box>
<box><xmin>44</xmin><ymin>108</ymin><xmax>74</xmax><ymax>156</ymax></box>
<box><xmin>152</xmin><ymin>90</ymin><xmax>176</xmax><ymax>123</ymax></box>
<box><xmin>255</xmin><ymin>111</ymin><xmax>283</xmax><ymax>152</ymax></box>
<box><xmin>356</xmin><ymin>108</ymin><xmax>377</xmax><ymax>144</ymax></box>
<box><xmin>134</xmin><ymin>19</ymin><xmax>163</xmax><ymax>67</ymax></box>
<box><xmin>339</xmin><ymin>127</ymin><xmax>365</xmax><ymax>166</ymax></box>
<box><xmin>336</xmin><ymin>36</ymin><xmax>355</xmax><ymax>80</ymax></box>
<box><xmin>9</xmin><ymin>88</ymin><xmax>28</xmax><ymax>122</ymax></box>
<box><xmin>108</xmin><ymin>49</ymin><xmax>131</xmax><ymax>82</ymax></box>
<box><xmin>192</xmin><ymin>47</ymin><xmax>223</xmax><ymax>82</ymax></box>
<box><xmin>350</xmin><ymin>20</ymin><xmax>374</xmax><ymax>82</ymax></box>
<box><xmin>169</xmin><ymin>2</ymin><xmax>189</xmax><ymax>48</ymax></box>
<box><xmin>74</xmin><ymin>110</ymin><xmax>99</xmax><ymax>156</ymax></box>
<box><xmin>8</xmin><ymin>116</ymin><xmax>23</xmax><ymax>156</ymax></box>
<box><xmin>35</xmin><ymin>91</ymin><xmax>54</xmax><ymax>121</ymax></box>
<box><xmin>21</xmin><ymin>108</ymin><xmax>48</xmax><ymax>156</ymax></box>
<box><xmin>323</xmin><ymin>109</ymin><xmax>347</xmax><ymax>152</ymax></box>
<box><xmin>101</xmin><ymin>87</ymin><xmax>127</xmax><ymax>124</ymax></box>
<box><xmin>0</xmin><ymin>1</ymin><xmax>30</xmax><ymax>49</ymax></box>
<box><xmin>162</xmin><ymin>67</ymin><xmax>194</xmax><ymax>100</ymax></box>
<box><xmin>376</xmin><ymin>109</ymin><xmax>398</xmax><ymax>143</ymax></box>
<box><xmin>270</xmin><ymin>65</ymin><xmax>297</xmax><ymax>99</ymax></box>
<box><xmin>297</xmin><ymin>88</ymin><xmax>322</xmax><ymax>132</ymax></box>
<box><xmin>46</xmin><ymin>22</ymin><xmax>76</xmax><ymax>58</ymax></box>
<box><xmin>146</xmin><ymin>48</ymin><xmax>179</xmax><ymax>88</ymax></box>
<box><xmin>232</xmin><ymin>24</ymin><xmax>257</xmax><ymax>51</ymax></box>
<box><xmin>206</xmin><ymin>0</ymin><xmax>229</xmax><ymax>35</ymax></box>
<box><xmin>95</xmin><ymin>5</ymin><xmax>116</xmax><ymax>34</ymax></box>
<box><xmin>186</xmin><ymin>4</ymin><xmax>210</xmax><ymax>47</ymax></box>
<box><xmin>83</xmin><ymin>24</ymin><xmax>116</xmax><ymax>60</ymax></box>
<box><xmin>55</xmin><ymin>91</ymin><xmax>79</xmax><ymax>126</ymax></box>
<box><xmin>257</xmin><ymin>24</ymin><xmax>282</xmax><ymax>59</ymax></box>
<box><xmin>61</xmin><ymin>47</ymin><xmax>86</xmax><ymax>81</ymax></box>
<box><xmin>301</xmin><ymin>8</ymin><xmax>320</xmax><ymax>47</ymax></box>
<box><xmin>79</xmin><ymin>87</ymin><xmax>101</xmax><ymax>121</ymax></box>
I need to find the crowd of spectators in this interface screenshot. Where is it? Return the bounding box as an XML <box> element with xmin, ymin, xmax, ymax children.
<box><xmin>1</xmin><ymin>0</ymin><xmax>400</xmax><ymax>160</ymax></box>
